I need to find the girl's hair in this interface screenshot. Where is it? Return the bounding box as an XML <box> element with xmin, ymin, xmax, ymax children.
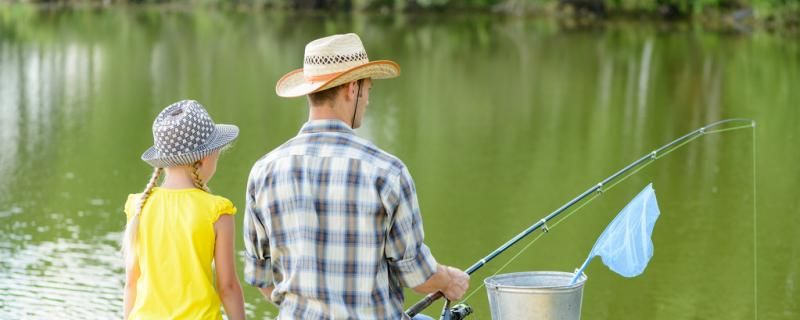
<box><xmin>122</xmin><ymin>167</ymin><xmax>163</xmax><ymax>263</ymax></box>
<box><xmin>122</xmin><ymin>161</ymin><xmax>209</xmax><ymax>263</ymax></box>
<box><xmin>191</xmin><ymin>161</ymin><xmax>210</xmax><ymax>192</ymax></box>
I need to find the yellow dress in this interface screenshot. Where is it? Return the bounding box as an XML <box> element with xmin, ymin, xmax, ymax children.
<box><xmin>124</xmin><ymin>187</ymin><xmax>237</xmax><ymax>320</ymax></box>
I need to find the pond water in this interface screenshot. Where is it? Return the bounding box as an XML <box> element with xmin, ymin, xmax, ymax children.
<box><xmin>0</xmin><ymin>8</ymin><xmax>797</xmax><ymax>319</ymax></box>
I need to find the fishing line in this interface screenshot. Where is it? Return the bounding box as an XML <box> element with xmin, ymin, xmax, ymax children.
<box><xmin>460</xmin><ymin>191</ymin><xmax>603</xmax><ymax>302</ymax></box>
<box><xmin>752</xmin><ymin>125</ymin><xmax>758</xmax><ymax>320</ymax></box>
<box><xmin>705</xmin><ymin>124</ymin><xmax>755</xmax><ymax>135</ymax></box>
<box><xmin>457</xmin><ymin>122</ymin><xmax>757</xmax><ymax>307</ymax></box>
<box><xmin>459</xmin><ymin>148</ymin><xmax>654</xmax><ymax>303</ymax></box>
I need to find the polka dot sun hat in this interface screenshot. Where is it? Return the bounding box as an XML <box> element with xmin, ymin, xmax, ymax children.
<box><xmin>141</xmin><ymin>100</ymin><xmax>239</xmax><ymax>168</ymax></box>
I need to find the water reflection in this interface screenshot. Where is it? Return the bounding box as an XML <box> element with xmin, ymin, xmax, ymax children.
<box><xmin>0</xmin><ymin>44</ymin><xmax>22</xmax><ymax>195</ymax></box>
<box><xmin>0</xmin><ymin>40</ymin><xmax>103</xmax><ymax>197</ymax></box>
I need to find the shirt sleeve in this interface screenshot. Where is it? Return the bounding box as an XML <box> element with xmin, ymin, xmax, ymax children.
<box><xmin>383</xmin><ymin>166</ymin><xmax>438</xmax><ymax>288</ymax></box>
<box><xmin>243</xmin><ymin>171</ymin><xmax>274</xmax><ymax>288</ymax></box>
<box><xmin>213</xmin><ymin>196</ymin><xmax>237</xmax><ymax>221</ymax></box>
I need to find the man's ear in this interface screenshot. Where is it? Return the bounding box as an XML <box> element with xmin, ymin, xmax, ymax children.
<box><xmin>344</xmin><ymin>81</ymin><xmax>358</xmax><ymax>101</ymax></box>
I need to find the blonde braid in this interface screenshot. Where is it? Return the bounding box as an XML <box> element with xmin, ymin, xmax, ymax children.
<box><xmin>137</xmin><ymin>167</ymin><xmax>163</xmax><ymax>213</ymax></box>
<box><xmin>122</xmin><ymin>167</ymin><xmax>162</xmax><ymax>261</ymax></box>
<box><xmin>191</xmin><ymin>161</ymin><xmax>210</xmax><ymax>192</ymax></box>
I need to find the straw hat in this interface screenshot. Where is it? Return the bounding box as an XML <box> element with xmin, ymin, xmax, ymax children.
<box><xmin>275</xmin><ymin>33</ymin><xmax>400</xmax><ymax>98</ymax></box>
<box><xmin>141</xmin><ymin>100</ymin><xmax>239</xmax><ymax>168</ymax></box>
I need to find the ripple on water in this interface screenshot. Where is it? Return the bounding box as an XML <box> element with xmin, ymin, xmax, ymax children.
<box><xmin>0</xmin><ymin>237</ymin><xmax>124</xmax><ymax>319</ymax></box>
<box><xmin>0</xmin><ymin>206</ymin><xmax>23</xmax><ymax>218</ymax></box>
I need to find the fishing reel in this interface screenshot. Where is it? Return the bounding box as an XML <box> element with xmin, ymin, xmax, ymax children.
<box><xmin>440</xmin><ymin>303</ymin><xmax>473</xmax><ymax>320</ymax></box>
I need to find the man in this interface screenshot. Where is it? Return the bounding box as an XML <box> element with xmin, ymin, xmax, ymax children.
<box><xmin>243</xmin><ymin>33</ymin><xmax>469</xmax><ymax>319</ymax></box>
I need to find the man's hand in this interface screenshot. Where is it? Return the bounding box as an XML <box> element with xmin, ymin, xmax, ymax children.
<box><xmin>413</xmin><ymin>264</ymin><xmax>470</xmax><ymax>301</ymax></box>
<box><xmin>441</xmin><ymin>266</ymin><xmax>470</xmax><ymax>301</ymax></box>
<box><xmin>258</xmin><ymin>286</ymin><xmax>278</xmax><ymax>307</ymax></box>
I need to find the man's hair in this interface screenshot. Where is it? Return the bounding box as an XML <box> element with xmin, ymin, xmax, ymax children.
<box><xmin>308</xmin><ymin>84</ymin><xmax>346</xmax><ymax>106</ymax></box>
<box><xmin>307</xmin><ymin>79</ymin><xmax>364</xmax><ymax>106</ymax></box>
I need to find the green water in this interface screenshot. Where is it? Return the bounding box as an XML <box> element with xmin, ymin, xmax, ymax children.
<box><xmin>0</xmin><ymin>8</ymin><xmax>797</xmax><ymax>320</ymax></box>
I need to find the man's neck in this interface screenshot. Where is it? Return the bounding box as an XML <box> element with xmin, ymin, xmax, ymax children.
<box><xmin>308</xmin><ymin>102</ymin><xmax>352</xmax><ymax>127</ymax></box>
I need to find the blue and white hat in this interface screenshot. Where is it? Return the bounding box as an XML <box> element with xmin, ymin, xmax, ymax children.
<box><xmin>141</xmin><ymin>100</ymin><xmax>239</xmax><ymax>168</ymax></box>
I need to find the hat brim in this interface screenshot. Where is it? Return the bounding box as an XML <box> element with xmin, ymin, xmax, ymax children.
<box><xmin>141</xmin><ymin>124</ymin><xmax>239</xmax><ymax>168</ymax></box>
<box><xmin>275</xmin><ymin>60</ymin><xmax>400</xmax><ymax>98</ymax></box>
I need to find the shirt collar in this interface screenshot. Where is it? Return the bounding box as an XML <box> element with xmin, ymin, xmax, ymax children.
<box><xmin>299</xmin><ymin>119</ymin><xmax>356</xmax><ymax>135</ymax></box>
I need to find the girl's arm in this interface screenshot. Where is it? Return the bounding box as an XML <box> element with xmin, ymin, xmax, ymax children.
<box><xmin>214</xmin><ymin>214</ymin><xmax>246</xmax><ymax>320</ymax></box>
<box><xmin>123</xmin><ymin>258</ymin><xmax>140</xmax><ymax>319</ymax></box>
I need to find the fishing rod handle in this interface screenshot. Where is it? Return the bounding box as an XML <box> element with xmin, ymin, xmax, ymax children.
<box><xmin>406</xmin><ymin>291</ymin><xmax>443</xmax><ymax>317</ymax></box>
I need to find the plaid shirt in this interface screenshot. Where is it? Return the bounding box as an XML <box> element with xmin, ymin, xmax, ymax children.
<box><xmin>244</xmin><ymin>119</ymin><xmax>438</xmax><ymax>320</ymax></box>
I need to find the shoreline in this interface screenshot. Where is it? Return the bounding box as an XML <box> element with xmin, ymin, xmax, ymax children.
<box><xmin>1</xmin><ymin>2</ymin><xmax>797</xmax><ymax>34</ymax></box>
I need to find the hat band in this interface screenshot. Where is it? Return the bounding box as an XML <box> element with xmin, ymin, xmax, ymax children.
<box><xmin>304</xmin><ymin>71</ymin><xmax>343</xmax><ymax>82</ymax></box>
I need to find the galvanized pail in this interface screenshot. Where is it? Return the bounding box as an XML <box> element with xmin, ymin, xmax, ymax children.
<box><xmin>484</xmin><ymin>271</ymin><xmax>588</xmax><ymax>320</ymax></box>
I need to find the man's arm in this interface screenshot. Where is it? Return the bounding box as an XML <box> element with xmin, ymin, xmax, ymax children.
<box><xmin>384</xmin><ymin>167</ymin><xmax>470</xmax><ymax>300</ymax></box>
<box><xmin>243</xmin><ymin>171</ymin><xmax>277</xmax><ymax>304</ymax></box>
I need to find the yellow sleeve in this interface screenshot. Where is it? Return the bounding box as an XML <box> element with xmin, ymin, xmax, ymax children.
<box><xmin>213</xmin><ymin>196</ymin><xmax>237</xmax><ymax>221</ymax></box>
<box><xmin>123</xmin><ymin>194</ymin><xmax>140</xmax><ymax>222</ymax></box>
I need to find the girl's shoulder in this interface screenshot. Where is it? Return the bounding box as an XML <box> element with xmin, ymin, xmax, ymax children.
<box><xmin>122</xmin><ymin>189</ymin><xmax>236</xmax><ymax>221</ymax></box>
<box><xmin>123</xmin><ymin>193</ymin><xmax>143</xmax><ymax>219</ymax></box>
<box><xmin>197</xmin><ymin>192</ymin><xmax>238</xmax><ymax>220</ymax></box>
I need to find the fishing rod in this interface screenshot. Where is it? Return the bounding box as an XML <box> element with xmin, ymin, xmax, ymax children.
<box><xmin>406</xmin><ymin>118</ymin><xmax>755</xmax><ymax>319</ymax></box>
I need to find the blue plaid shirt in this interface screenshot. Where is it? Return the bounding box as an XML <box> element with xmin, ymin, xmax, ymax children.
<box><xmin>244</xmin><ymin>119</ymin><xmax>438</xmax><ymax>319</ymax></box>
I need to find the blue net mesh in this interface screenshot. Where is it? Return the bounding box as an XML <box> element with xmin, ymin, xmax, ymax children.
<box><xmin>575</xmin><ymin>183</ymin><xmax>661</xmax><ymax>281</ymax></box>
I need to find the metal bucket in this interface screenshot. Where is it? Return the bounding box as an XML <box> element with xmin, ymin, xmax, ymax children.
<box><xmin>484</xmin><ymin>271</ymin><xmax>588</xmax><ymax>320</ymax></box>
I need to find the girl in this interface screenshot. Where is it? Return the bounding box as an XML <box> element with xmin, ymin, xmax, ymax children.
<box><xmin>122</xmin><ymin>100</ymin><xmax>245</xmax><ymax>320</ymax></box>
